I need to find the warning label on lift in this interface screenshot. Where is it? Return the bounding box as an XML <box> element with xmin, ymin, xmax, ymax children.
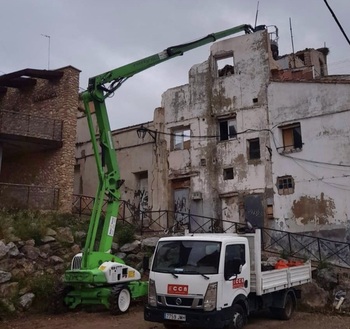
<box><xmin>108</xmin><ymin>216</ymin><xmax>117</xmax><ymax>236</ymax></box>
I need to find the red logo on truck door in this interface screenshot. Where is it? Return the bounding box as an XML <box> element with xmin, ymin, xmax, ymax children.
<box><xmin>167</xmin><ymin>284</ymin><xmax>189</xmax><ymax>295</ymax></box>
<box><xmin>232</xmin><ymin>278</ymin><xmax>245</xmax><ymax>289</ymax></box>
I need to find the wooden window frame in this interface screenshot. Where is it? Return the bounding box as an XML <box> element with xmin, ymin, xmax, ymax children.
<box><xmin>280</xmin><ymin>123</ymin><xmax>303</xmax><ymax>152</ymax></box>
<box><xmin>277</xmin><ymin>176</ymin><xmax>295</xmax><ymax>195</ymax></box>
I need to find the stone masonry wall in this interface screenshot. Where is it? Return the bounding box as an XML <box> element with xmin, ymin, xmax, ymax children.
<box><xmin>0</xmin><ymin>66</ymin><xmax>80</xmax><ymax>212</ymax></box>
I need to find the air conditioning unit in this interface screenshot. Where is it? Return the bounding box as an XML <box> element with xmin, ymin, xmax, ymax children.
<box><xmin>192</xmin><ymin>191</ymin><xmax>203</xmax><ymax>200</ymax></box>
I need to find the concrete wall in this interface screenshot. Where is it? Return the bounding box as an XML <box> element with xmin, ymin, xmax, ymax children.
<box><xmin>268</xmin><ymin>81</ymin><xmax>350</xmax><ymax>240</ymax></box>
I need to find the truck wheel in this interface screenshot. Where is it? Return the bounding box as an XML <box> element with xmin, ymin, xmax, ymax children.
<box><xmin>227</xmin><ymin>304</ymin><xmax>247</xmax><ymax>329</ymax></box>
<box><xmin>109</xmin><ymin>285</ymin><xmax>131</xmax><ymax>315</ymax></box>
<box><xmin>270</xmin><ymin>293</ymin><xmax>295</xmax><ymax>320</ymax></box>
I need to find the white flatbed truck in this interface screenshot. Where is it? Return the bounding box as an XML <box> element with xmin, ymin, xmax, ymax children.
<box><xmin>144</xmin><ymin>229</ymin><xmax>311</xmax><ymax>329</ymax></box>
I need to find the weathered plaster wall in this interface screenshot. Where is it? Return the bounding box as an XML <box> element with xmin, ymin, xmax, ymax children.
<box><xmin>74</xmin><ymin>106</ymin><xmax>171</xmax><ymax>228</ymax></box>
<box><xmin>75</xmin><ymin>120</ymin><xmax>154</xmax><ymax>198</ymax></box>
<box><xmin>268</xmin><ymin>81</ymin><xmax>350</xmax><ymax>240</ymax></box>
<box><xmin>161</xmin><ymin>30</ymin><xmax>274</xmax><ymax>226</ymax></box>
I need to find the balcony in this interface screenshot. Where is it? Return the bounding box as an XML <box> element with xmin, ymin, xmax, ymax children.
<box><xmin>0</xmin><ymin>110</ymin><xmax>63</xmax><ymax>157</ymax></box>
<box><xmin>0</xmin><ymin>183</ymin><xmax>59</xmax><ymax>210</ymax></box>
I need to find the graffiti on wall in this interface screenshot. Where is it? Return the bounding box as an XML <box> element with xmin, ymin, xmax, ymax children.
<box><xmin>174</xmin><ymin>188</ymin><xmax>189</xmax><ymax>224</ymax></box>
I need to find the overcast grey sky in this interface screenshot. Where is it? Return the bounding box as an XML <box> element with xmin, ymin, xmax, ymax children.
<box><xmin>1</xmin><ymin>0</ymin><xmax>350</xmax><ymax>129</ymax></box>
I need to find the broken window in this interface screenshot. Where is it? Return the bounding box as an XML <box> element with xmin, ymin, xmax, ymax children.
<box><xmin>248</xmin><ymin>138</ymin><xmax>261</xmax><ymax>160</ymax></box>
<box><xmin>219</xmin><ymin>117</ymin><xmax>237</xmax><ymax>141</ymax></box>
<box><xmin>280</xmin><ymin>123</ymin><xmax>302</xmax><ymax>152</ymax></box>
<box><xmin>223</xmin><ymin>168</ymin><xmax>234</xmax><ymax>180</ymax></box>
<box><xmin>216</xmin><ymin>53</ymin><xmax>235</xmax><ymax>77</ymax></box>
<box><xmin>172</xmin><ymin>127</ymin><xmax>191</xmax><ymax>150</ymax></box>
<box><xmin>277</xmin><ymin>176</ymin><xmax>294</xmax><ymax>195</ymax></box>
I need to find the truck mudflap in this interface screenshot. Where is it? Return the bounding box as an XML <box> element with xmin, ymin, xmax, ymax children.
<box><xmin>144</xmin><ymin>305</ymin><xmax>231</xmax><ymax>329</ymax></box>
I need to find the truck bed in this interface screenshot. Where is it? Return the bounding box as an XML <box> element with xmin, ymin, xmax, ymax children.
<box><xmin>250</xmin><ymin>264</ymin><xmax>311</xmax><ymax>295</ymax></box>
<box><xmin>244</xmin><ymin>231</ymin><xmax>312</xmax><ymax>296</ymax></box>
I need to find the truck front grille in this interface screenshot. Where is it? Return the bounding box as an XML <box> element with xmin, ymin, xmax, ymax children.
<box><xmin>157</xmin><ymin>295</ymin><xmax>203</xmax><ymax>309</ymax></box>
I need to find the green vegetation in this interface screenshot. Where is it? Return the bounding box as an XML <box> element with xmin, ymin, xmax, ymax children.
<box><xmin>0</xmin><ymin>209</ymin><xmax>139</xmax><ymax>318</ymax></box>
<box><xmin>279</xmin><ymin>249</ymin><xmax>292</xmax><ymax>260</ymax></box>
<box><xmin>29</xmin><ymin>273</ymin><xmax>59</xmax><ymax>311</ymax></box>
<box><xmin>317</xmin><ymin>260</ymin><xmax>330</xmax><ymax>270</ymax></box>
<box><xmin>0</xmin><ymin>209</ymin><xmax>86</xmax><ymax>244</ymax></box>
<box><xmin>115</xmin><ymin>221</ymin><xmax>136</xmax><ymax>246</ymax></box>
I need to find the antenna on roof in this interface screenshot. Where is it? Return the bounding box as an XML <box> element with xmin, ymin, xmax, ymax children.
<box><xmin>289</xmin><ymin>18</ymin><xmax>296</xmax><ymax>68</ymax></box>
<box><xmin>41</xmin><ymin>34</ymin><xmax>51</xmax><ymax>70</ymax></box>
<box><xmin>254</xmin><ymin>1</ymin><xmax>260</xmax><ymax>29</ymax></box>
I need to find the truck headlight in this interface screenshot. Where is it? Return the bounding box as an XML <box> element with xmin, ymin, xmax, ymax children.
<box><xmin>203</xmin><ymin>282</ymin><xmax>217</xmax><ymax>311</ymax></box>
<box><xmin>148</xmin><ymin>279</ymin><xmax>157</xmax><ymax>307</ymax></box>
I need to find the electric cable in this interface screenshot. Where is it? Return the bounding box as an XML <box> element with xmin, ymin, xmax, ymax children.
<box><xmin>323</xmin><ymin>0</ymin><xmax>350</xmax><ymax>47</ymax></box>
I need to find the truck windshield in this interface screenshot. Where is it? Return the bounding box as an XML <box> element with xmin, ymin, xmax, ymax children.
<box><xmin>152</xmin><ymin>240</ymin><xmax>221</xmax><ymax>275</ymax></box>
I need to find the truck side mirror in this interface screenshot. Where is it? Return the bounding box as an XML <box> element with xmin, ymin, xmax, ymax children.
<box><xmin>224</xmin><ymin>258</ymin><xmax>242</xmax><ymax>280</ymax></box>
<box><xmin>232</xmin><ymin>258</ymin><xmax>242</xmax><ymax>275</ymax></box>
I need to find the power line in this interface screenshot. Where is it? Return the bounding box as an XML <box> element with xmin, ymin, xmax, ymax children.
<box><xmin>323</xmin><ymin>0</ymin><xmax>350</xmax><ymax>47</ymax></box>
<box><xmin>142</xmin><ymin>126</ymin><xmax>350</xmax><ymax>168</ymax></box>
<box><xmin>291</xmin><ymin>157</ymin><xmax>350</xmax><ymax>191</ymax></box>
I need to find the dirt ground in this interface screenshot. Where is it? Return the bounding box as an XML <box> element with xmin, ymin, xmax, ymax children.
<box><xmin>2</xmin><ymin>304</ymin><xmax>350</xmax><ymax>329</ymax></box>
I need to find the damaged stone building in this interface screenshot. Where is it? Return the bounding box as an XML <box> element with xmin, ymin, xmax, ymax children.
<box><xmin>0</xmin><ymin>67</ymin><xmax>80</xmax><ymax>212</ymax></box>
<box><xmin>75</xmin><ymin>27</ymin><xmax>350</xmax><ymax>241</ymax></box>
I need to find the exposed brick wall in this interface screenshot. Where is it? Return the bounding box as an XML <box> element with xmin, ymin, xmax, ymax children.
<box><xmin>0</xmin><ymin>66</ymin><xmax>80</xmax><ymax>212</ymax></box>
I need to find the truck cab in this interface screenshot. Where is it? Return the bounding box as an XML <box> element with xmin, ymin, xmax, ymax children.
<box><xmin>144</xmin><ymin>230</ymin><xmax>311</xmax><ymax>329</ymax></box>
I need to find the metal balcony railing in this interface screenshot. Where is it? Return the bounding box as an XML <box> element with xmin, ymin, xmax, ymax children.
<box><xmin>0</xmin><ymin>110</ymin><xmax>63</xmax><ymax>141</ymax></box>
<box><xmin>0</xmin><ymin>183</ymin><xmax>59</xmax><ymax>210</ymax></box>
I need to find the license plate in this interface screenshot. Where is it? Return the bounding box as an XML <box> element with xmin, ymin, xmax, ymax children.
<box><xmin>164</xmin><ymin>313</ymin><xmax>186</xmax><ymax>321</ymax></box>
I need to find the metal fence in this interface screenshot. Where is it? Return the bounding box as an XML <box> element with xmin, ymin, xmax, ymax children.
<box><xmin>261</xmin><ymin>227</ymin><xmax>350</xmax><ymax>268</ymax></box>
<box><xmin>0</xmin><ymin>183</ymin><xmax>59</xmax><ymax>210</ymax></box>
<box><xmin>0</xmin><ymin>110</ymin><xmax>63</xmax><ymax>141</ymax></box>
<box><xmin>72</xmin><ymin>194</ymin><xmax>350</xmax><ymax>268</ymax></box>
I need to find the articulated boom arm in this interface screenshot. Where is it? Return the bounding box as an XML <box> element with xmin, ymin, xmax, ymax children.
<box><xmin>81</xmin><ymin>23</ymin><xmax>253</xmax><ymax>270</ymax></box>
<box><xmin>88</xmin><ymin>24</ymin><xmax>253</xmax><ymax>99</ymax></box>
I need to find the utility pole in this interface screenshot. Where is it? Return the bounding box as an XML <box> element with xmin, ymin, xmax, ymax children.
<box><xmin>41</xmin><ymin>34</ymin><xmax>51</xmax><ymax>70</ymax></box>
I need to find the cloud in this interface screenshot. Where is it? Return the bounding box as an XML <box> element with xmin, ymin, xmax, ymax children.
<box><xmin>1</xmin><ymin>0</ymin><xmax>350</xmax><ymax>129</ymax></box>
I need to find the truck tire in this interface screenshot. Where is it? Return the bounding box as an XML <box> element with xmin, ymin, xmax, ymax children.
<box><xmin>226</xmin><ymin>304</ymin><xmax>247</xmax><ymax>329</ymax></box>
<box><xmin>109</xmin><ymin>285</ymin><xmax>131</xmax><ymax>315</ymax></box>
<box><xmin>270</xmin><ymin>293</ymin><xmax>295</xmax><ymax>320</ymax></box>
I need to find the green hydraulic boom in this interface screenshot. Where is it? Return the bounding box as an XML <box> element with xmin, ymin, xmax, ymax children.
<box><xmin>60</xmin><ymin>23</ymin><xmax>254</xmax><ymax>314</ymax></box>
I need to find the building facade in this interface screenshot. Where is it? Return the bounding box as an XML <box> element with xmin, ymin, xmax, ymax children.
<box><xmin>75</xmin><ymin>28</ymin><xmax>350</xmax><ymax>241</ymax></box>
<box><xmin>0</xmin><ymin>66</ymin><xmax>80</xmax><ymax>212</ymax></box>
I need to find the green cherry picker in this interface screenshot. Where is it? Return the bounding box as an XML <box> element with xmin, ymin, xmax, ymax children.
<box><xmin>54</xmin><ymin>23</ymin><xmax>254</xmax><ymax>315</ymax></box>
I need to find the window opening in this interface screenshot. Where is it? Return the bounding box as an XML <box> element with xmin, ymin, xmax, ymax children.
<box><xmin>223</xmin><ymin>168</ymin><xmax>234</xmax><ymax>180</ymax></box>
<box><xmin>248</xmin><ymin>138</ymin><xmax>260</xmax><ymax>160</ymax></box>
<box><xmin>280</xmin><ymin>123</ymin><xmax>302</xmax><ymax>152</ymax></box>
<box><xmin>219</xmin><ymin>118</ymin><xmax>237</xmax><ymax>141</ymax></box>
<box><xmin>172</xmin><ymin>127</ymin><xmax>191</xmax><ymax>150</ymax></box>
<box><xmin>277</xmin><ymin>176</ymin><xmax>294</xmax><ymax>195</ymax></box>
<box><xmin>216</xmin><ymin>54</ymin><xmax>235</xmax><ymax>77</ymax></box>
